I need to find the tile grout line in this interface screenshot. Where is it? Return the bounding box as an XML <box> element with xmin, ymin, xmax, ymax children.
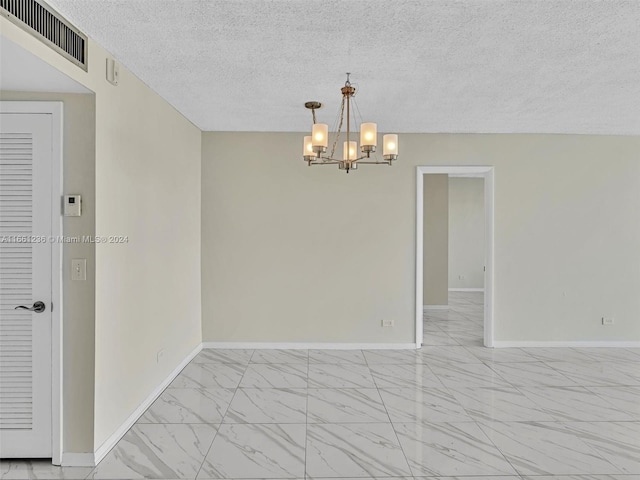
<box><xmin>472</xmin><ymin>417</ymin><xmax>523</xmax><ymax>477</ymax></box>
<box><xmin>303</xmin><ymin>349</ymin><xmax>309</xmax><ymax>479</ymax></box>
<box><xmin>373</xmin><ymin>353</ymin><xmax>415</xmax><ymax>477</ymax></box>
<box><xmin>192</xmin><ymin>350</ymin><xmax>253</xmax><ymax>479</ymax></box>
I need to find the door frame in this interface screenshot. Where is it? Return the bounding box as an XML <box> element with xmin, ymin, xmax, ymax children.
<box><xmin>416</xmin><ymin>166</ymin><xmax>495</xmax><ymax>348</ymax></box>
<box><xmin>0</xmin><ymin>101</ymin><xmax>63</xmax><ymax>464</ymax></box>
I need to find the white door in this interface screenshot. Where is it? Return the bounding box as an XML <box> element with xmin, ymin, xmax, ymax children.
<box><xmin>0</xmin><ymin>112</ymin><xmax>53</xmax><ymax>458</ymax></box>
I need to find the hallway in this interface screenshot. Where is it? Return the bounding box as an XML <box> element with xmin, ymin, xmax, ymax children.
<box><xmin>423</xmin><ymin>291</ymin><xmax>484</xmax><ymax>347</ymax></box>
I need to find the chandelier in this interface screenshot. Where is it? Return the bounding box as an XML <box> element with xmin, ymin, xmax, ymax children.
<box><xmin>302</xmin><ymin>73</ymin><xmax>399</xmax><ymax>173</ymax></box>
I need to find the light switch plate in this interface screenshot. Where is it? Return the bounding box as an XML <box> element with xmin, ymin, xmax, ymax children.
<box><xmin>71</xmin><ymin>259</ymin><xmax>86</xmax><ymax>281</ymax></box>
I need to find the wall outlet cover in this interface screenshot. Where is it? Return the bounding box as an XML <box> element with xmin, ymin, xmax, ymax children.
<box><xmin>71</xmin><ymin>258</ymin><xmax>86</xmax><ymax>281</ymax></box>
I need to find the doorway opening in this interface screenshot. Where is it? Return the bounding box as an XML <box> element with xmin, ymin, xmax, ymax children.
<box><xmin>415</xmin><ymin>166</ymin><xmax>494</xmax><ymax>348</ymax></box>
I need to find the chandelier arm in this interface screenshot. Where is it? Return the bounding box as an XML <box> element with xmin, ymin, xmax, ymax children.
<box><xmin>309</xmin><ymin>160</ymin><xmax>340</xmax><ymax>165</ymax></box>
<box><xmin>353</xmin><ymin>161</ymin><xmax>392</xmax><ymax>165</ymax></box>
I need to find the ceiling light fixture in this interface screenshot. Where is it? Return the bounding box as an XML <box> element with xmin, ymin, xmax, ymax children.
<box><xmin>302</xmin><ymin>73</ymin><xmax>398</xmax><ymax>173</ymax></box>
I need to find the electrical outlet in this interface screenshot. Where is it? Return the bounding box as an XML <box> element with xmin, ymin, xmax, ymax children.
<box><xmin>602</xmin><ymin>317</ymin><xmax>614</xmax><ymax>326</ymax></box>
<box><xmin>157</xmin><ymin>349</ymin><xmax>166</xmax><ymax>363</ymax></box>
<box><xmin>381</xmin><ymin>319</ymin><xmax>394</xmax><ymax>327</ymax></box>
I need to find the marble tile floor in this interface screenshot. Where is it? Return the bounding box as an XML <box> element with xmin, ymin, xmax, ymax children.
<box><xmin>3</xmin><ymin>292</ymin><xmax>640</xmax><ymax>479</ymax></box>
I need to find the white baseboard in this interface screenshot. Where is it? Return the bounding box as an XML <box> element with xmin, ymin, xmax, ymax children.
<box><xmin>449</xmin><ymin>288</ymin><xmax>485</xmax><ymax>292</ymax></box>
<box><xmin>202</xmin><ymin>342</ymin><xmax>417</xmax><ymax>350</ymax></box>
<box><xmin>61</xmin><ymin>453</ymin><xmax>95</xmax><ymax>467</ymax></box>
<box><xmin>91</xmin><ymin>343</ymin><xmax>203</xmax><ymax>467</ymax></box>
<box><xmin>423</xmin><ymin>305</ymin><xmax>449</xmax><ymax>311</ymax></box>
<box><xmin>493</xmin><ymin>341</ymin><xmax>640</xmax><ymax>348</ymax></box>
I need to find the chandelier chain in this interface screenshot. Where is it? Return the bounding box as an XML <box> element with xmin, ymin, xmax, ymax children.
<box><xmin>329</xmin><ymin>95</ymin><xmax>346</xmax><ymax>160</ymax></box>
<box><xmin>352</xmin><ymin>97</ymin><xmax>364</xmax><ymax>128</ymax></box>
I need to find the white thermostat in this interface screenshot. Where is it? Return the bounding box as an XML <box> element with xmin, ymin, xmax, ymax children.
<box><xmin>64</xmin><ymin>195</ymin><xmax>82</xmax><ymax>216</ymax></box>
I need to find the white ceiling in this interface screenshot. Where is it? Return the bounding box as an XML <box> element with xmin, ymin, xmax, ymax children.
<box><xmin>45</xmin><ymin>0</ymin><xmax>640</xmax><ymax>134</ymax></box>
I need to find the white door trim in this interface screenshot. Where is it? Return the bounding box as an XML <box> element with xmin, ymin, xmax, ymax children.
<box><xmin>0</xmin><ymin>101</ymin><xmax>63</xmax><ymax>465</ymax></box>
<box><xmin>416</xmin><ymin>166</ymin><xmax>495</xmax><ymax>348</ymax></box>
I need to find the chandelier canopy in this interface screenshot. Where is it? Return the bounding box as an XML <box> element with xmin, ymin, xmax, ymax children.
<box><xmin>302</xmin><ymin>74</ymin><xmax>398</xmax><ymax>173</ymax></box>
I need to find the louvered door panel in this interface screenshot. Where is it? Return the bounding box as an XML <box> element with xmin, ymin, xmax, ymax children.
<box><xmin>0</xmin><ymin>133</ymin><xmax>33</xmax><ymax>430</ymax></box>
<box><xmin>0</xmin><ymin>112</ymin><xmax>52</xmax><ymax>458</ymax></box>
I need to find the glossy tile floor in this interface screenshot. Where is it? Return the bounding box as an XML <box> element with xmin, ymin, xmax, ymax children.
<box><xmin>3</xmin><ymin>292</ymin><xmax>640</xmax><ymax>479</ymax></box>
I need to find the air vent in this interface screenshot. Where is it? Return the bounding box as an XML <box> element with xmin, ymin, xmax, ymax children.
<box><xmin>1</xmin><ymin>0</ymin><xmax>88</xmax><ymax>70</ymax></box>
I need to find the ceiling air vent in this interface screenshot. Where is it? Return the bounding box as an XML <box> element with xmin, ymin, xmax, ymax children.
<box><xmin>1</xmin><ymin>0</ymin><xmax>88</xmax><ymax>70</ymax></box>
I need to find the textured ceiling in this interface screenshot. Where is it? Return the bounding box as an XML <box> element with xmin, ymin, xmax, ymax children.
<box><xmin>45</xmin><ymin>0</ymin><xmax>640</xmax><ymax>134</ymax></box>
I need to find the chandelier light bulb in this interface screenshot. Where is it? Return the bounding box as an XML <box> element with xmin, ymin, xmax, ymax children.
<box><xmin>360</xmin><ymin>123</ymin><xmax>377</xmax><ymax>153</ymax></box>
<box><xmin>383</xmin><ymin>134</ymin><xmax>399</xmax><ymax>161</ymax></box>
<box><xmin>312</xmin><ymin>124</ymin><xmax>328</xmax><ymax>144</ymax></box>
<box><xmin>343</xmin><ymin>141</ymin><xmax>357</xmax><ymax>161</ymax></box>
<box><xmin>303</xmin><ymin>136</ymin><xmax>314</xmax><ymax>160</ymax></box>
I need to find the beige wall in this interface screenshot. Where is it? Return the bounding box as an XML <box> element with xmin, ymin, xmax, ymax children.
<box><xmin>92</xmin><ymin>64</ymin><xmax>202</xmax><ymax>448</ymax></box>
<box><xmin>449</xmin><ymin>177</ymin><xmax>484</xmax><ymax>289</ymax></box>
<box><xmin>2</xmin><ymin>18</ymin><xmax>202</xmax><ymax>451</ymax></box>
<box><xmin>202</xmin><ymin>132</ymin><xmax>640</xmax><ymax>344</ymax></box>
<box><xmin>423</xmin><ymin>174</ymin><xmax>449</xmax><ymax>305</ymax></box>
<box><xmin>202</xmin><ymin>133</ymin><xmax>416</xmax><ymax>344</ymax></box>
<box><xmin>0</xmin><ymin>91</ymin><xmax>96</xmax><ymax>453</ymax></box>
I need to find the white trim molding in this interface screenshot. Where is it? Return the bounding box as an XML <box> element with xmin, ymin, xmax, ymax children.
<box><xmin>416</xmin><ymin>166</ymin><xmax>495</xmax><ymax>348</ymax></box>
<box><xmin>61</xmin><ymin>453</ymin><xmax>95</xmax><ymax>468</ymax></box>
<box><xmin>50</xmin><ymin>104</ymin><xmax>64</xmax><ymax>467</ymax></box>
<box><xmin>90</xmin><ymin>343</ymin><xmax>202</xmax><ymax>467</ymax></box>
<box><xmin>423</xmin><ymin>305</ymin><xmax>449</xmax><ymax>310</ymax></box>
<box><xmin>202</xmin><ymin>342</ymin><xmax>418</xmax><ymax>350</ymax></box>
<box><xmin>493</xmin><ymin>341</ymin><xmax>640</xmax><ymax>348</ymax></box>
<box><xmin>449</xmin><ymin>288</ymin><xmax>485</xmax><ymax>292</ymax></box>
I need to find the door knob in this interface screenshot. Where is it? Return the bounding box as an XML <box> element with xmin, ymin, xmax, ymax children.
<box><xmin>14</xmin><ymin>301</ymin><xmax>46</xmax><ymax>313</ymax></box>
